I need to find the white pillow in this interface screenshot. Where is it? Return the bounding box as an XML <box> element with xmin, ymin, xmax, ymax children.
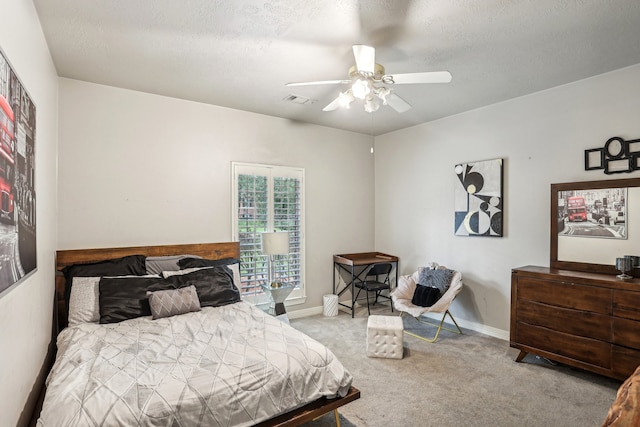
<box><xmin>162</xmin><ymin>263</ymin><xmax>242</xmax><ymax>288</ymax></box>
<box><xmin>68</xmin><ymin>277</ymin><xmax>101</xmax><ymax>326</ymax></box>
<box><xmin>228</xmin><ymin>263</ymin><xmax>242</xmax><ymax>288</ymax></box>
<box><xmin>68</xmin><ymin>274</ymin><xmax>163</xmax><ymax>326</ymax></box>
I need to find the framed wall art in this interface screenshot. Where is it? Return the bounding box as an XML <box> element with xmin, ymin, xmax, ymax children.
<box><xmin>557</xmin><ymin>187</ymin><xmax>627</xmax><ymax>239</ymax></box>
<box><xmin>454</xmin><ymin>158</ymin><xmax>503</xmax><ymax>237</ymax></box>
<box><xmin>0</xmin><ymin>47</ymin><xmax>37</xmax><ymax>296</ymax></box>
<box><xmin>585</xmin><ymin>136</ymin><xmax>640</xmax><ymax>174</ymax></box>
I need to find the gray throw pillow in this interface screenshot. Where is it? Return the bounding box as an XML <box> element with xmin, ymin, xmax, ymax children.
<box><xmin>146</xmin><ymin>285</ymin><xmax>201</xmax><ymax>320</ymax></box>
<box><xmin>145</xmin><ymin>254</ymin><xmax>202</xmax><ymax>275</ymax></box>
<box><xmin>418</xmin><ymin>268</ymin><xmax>455</xmax><ymax>294</ymax></box>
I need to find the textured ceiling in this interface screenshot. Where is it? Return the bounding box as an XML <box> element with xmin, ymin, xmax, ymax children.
<box><xmin>33</xmin><ymin>0</ymin><xmax>640</xmax><ymax>135</ymax></box>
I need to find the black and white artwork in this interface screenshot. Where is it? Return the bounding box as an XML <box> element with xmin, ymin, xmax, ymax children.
<box><xmin>0</xmin><ymin>47</ymin><xmax>37</xmax><ymax>296</ymax></box>
<box><xmin>454</xmin><ymin>158</ymin><xmax>503</xmax><ymax>237</ymax></box>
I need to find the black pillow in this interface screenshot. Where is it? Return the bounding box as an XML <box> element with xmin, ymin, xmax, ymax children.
<box><xmin>99</xmin><ymin>276</ymin><xmax>168</xmax><ymax>324</ymax></box>
<box><xmin>172</xmin><ymin>267</ymin><xmax>241</xmax><ymax>308</ymax></box>
<box><xmin>411</xmin><ymin>285</ymin><xmax>441</xmax><ymax>307</ymax></box>
<box><xmin>62</xmin><ymin>255</ymin><xmax>147</xmax><ymax>314</ymax></box>
<box><xmin>98</xmin><ymin>266</ymin><xmax>241</xmax><ymax>324</ymax></box>
<box><xmin>62</xmin><ymin>255</ymin><xmax>147</xmax><ymax>280</ymax></box>
<box><xmin>178</xmin><ymin>257</ymin><xmax>240</xmax><ymax>269</ymax></box>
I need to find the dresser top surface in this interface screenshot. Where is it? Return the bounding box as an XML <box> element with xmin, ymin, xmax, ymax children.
<box><xmin>513</xmin><ymin>265</ymin><xmax>640</xmax><ymax>290</ymax></box>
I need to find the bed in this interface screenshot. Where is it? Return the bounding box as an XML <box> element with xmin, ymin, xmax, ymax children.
<box><xmin>37</xmin><ymin>242</ymin><xmax>359</xmax><ymax>426</ymax></box>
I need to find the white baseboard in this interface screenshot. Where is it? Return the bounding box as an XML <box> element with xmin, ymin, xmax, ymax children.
<box><xmin>421</xmin><ymin>312</ymin><xmax>510</xmax><ymax>341</ymax></box>
<box><xmin>287</xmin><ymin>305</ymin><xmax>323</xmax><ymax>319</ymax></box>
<box><xmin>288</xmin><ymin>305</ymin><xmax>510</xmax><ymax>342</ymax></box>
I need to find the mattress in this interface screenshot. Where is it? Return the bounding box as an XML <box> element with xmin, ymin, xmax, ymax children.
<box><xmin>37</xmin><ymin>301</ymin><xmax>353</xmax><ymax>426</ymax></box>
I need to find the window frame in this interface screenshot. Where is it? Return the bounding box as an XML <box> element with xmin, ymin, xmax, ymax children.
<box><xmin>231</xmin><ymin>162</ymin><xmax>306</xmax><ymax>306</ymax></box>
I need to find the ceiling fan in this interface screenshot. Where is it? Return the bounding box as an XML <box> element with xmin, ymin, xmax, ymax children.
<box><xmin>286</xmin><ymin>45</ymin><xmax>452</xmax><ymax>113</ymax></box>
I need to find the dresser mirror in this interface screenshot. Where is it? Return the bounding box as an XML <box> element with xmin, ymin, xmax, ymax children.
<box><xmin>550</xmin><ymin>177</ymin><xmax>640</xmax><ymax>277</ymax></box>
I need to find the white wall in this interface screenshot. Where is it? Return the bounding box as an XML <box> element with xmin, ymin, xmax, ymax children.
<box><xmin>57</xmin><ymin>78</ymin><xmax>375</xmax><ymax>312</ymax></box>
<box><xmin>375</xmin><ymin>64</ymin><xmax>640</xmax><ymax>338</ymax></box>
<box><xmin>0</xmin><ymin>0</ymin><xmax>59</xmax><ymax>425</ymax></box>
<box><xmin>8</xmin><ymin>3</ymin><xmax>640</xmax><ymax>421</ymax></box>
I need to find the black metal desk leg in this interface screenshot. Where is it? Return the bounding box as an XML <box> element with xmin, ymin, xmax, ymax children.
<box><xmin>351</xmin><ymin>266</ymin><xmax>355</xmax><ymax>318</ymax></box>
<box><xmin>333</xmin><ymin>262</ymin><xmax>336</xmax><ymax>294</ymax></box>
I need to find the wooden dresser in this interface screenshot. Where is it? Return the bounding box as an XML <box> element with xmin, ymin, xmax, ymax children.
<box><xmin>511</xmin><ymin>266</ymin><xmax>640</xmax><ymax>380</ymax></box>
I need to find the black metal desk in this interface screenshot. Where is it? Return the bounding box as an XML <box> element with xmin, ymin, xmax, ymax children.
<box><xmin>333</xmin><ymin>252</ymin><xmax>399</xmax><ymax>317</ymax></box>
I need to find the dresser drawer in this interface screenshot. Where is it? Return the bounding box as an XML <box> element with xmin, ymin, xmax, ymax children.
<box><xmin>612</xmin><ymin>345</ymin><xmax>640</xmax><ymax>379</ymax></box>
<box><xmin>517</xmin><ymin>277</ymin><xmax>612</xmax><ymax>315</ymax></box>
<box><xmin>511</xmin><ymin>266</ymin><xmax>640</xmax><ymax>380</ymax></box>
<box><xmin>613</xmin><ymin>317</ymin><xmax>640</xmax><ymax>350</ymax></box>
<box><xmin>518</xmin><ymin>300</ymin><xmax>611</xmax><ymax>341</ymax></box>
<box><xmin>614</xmin><ymin>290</ymin><xmax>640</xmax><ymax>321</ymax></box>
<box><xmin>516</xmin><ymin>323</ymin><xmax>611</xmax><ymax>368</ymax></box>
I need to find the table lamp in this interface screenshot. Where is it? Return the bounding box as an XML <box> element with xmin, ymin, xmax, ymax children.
<box><xmin>261</xmin><ymin>231</ymin><xmax>290</xmax><ymax>288</ymax></box>
<box><xmin>261</xmin><ymin>231</ymin><xmax>292</xmax><ymax>316</ymax></box>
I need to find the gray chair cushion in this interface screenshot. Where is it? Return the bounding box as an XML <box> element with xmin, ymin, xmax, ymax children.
<box><xmin>418</xmin><ymin>268</ymin><xmax>455</xmax><ymax>293</ymax></box>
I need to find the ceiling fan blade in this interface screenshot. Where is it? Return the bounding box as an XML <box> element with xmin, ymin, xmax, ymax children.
<box><xmin>387</xmin><ymin>71</ymin><xmax>452</xmax><ymax>84</ymax></box>
<box><xmin>352</xmin><ymin>44</ymin><xmax>375</xmax><ymax>74</ymax></box>
<box><xmin>322</xmin><ymin>96</ymin><xmax>341</xmax><ymax>111</ymax></box>
<box><xmin>386</xmin><ymin>92</ymin><xmax>412</xmax><ymax>113</ymax></box>
<box><xmin>286</xmin><ymin>79</ymin><xmax>350</xmax><ymax>87</ymax></box>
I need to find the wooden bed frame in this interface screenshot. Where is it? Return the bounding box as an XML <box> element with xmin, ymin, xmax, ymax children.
<box><xmin>54</xmin><ymin>241</ymin><xmax>240</xmax><ymax>331</ymax></box>
<box><xmin>47</xmin><ymin>241</ymin><xmax>360</xmax><ymax>427</ymax></box>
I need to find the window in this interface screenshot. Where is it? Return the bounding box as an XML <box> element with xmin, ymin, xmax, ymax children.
<box><xmin>232</xmin><ymin>162</ymin><xmax>305</xmax><ymax>304</ymax></box>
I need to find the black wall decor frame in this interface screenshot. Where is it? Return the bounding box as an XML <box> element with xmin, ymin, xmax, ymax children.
<box><xmin>585</xmin><ymin>136</ymin><xmax>640</xmax><ymax>174</ymax></box>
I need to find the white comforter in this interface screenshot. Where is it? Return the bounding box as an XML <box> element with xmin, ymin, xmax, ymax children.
<box><xmin>37</xmin><ymin>302</ymin><xmax>353</xmax><ymax>426</ymax></box>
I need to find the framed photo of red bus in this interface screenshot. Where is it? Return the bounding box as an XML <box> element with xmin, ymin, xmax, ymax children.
<box><xmin>557</xmin><ymin>187</ymin><xmax>627</xmax><ymax>240</ymax></box>
<box><xmin>0</xmin><ymin>47</ymin><xmax>37</xmax><ymax>296</ymax></box>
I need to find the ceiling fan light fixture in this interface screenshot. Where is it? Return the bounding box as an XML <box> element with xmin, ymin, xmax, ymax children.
<box><xmin>364</xmin><ymin>96</ymin><xmax>380</xmax><ymax>113</ymax></box>
<box><xmin>286</xmin><ymin>44</ymin><xmax>452</xmax><ymax>115</ymax></box>
<box><xmin>376</xmin><ymin>86</ymin><xmax>391</xmax><ymax>105</ymax></box>
<box><xmin>338</xmin><ymin>91</ymin><xmax>355</xmax><ymax>108</ymax></box>
<box><xmin>351</xmin><ymin>78</ymin><xmax>371</xmax><ymax>100</ymax></box>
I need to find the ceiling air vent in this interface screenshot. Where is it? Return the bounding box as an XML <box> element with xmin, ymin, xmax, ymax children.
<box><xmin>282</xmin><ymin>94</ymin><xmax>315</xmax><ymax>105</ymax></box>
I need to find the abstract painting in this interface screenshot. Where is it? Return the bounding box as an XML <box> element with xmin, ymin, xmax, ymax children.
<box><xmin>454</xmin><ymin>158</ymin><xmax>503</xmax><ymax>237</ymax></box>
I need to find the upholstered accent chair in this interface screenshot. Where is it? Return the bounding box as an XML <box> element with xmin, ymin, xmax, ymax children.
<box><xmin>391</xmin><ymin>265</ymin><xmax>463</xmax><ymax>343</ymax></box>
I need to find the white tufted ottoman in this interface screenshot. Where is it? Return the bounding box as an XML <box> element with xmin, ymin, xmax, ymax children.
<box><xmin>366</xmin><ymin>315</ymin><xmax>404</xmax><ymax>359</ymax></box>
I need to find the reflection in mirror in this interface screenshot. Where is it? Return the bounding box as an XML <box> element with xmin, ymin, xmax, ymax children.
<box><xmin>551</xmin><ymin>177</ymin><xmax>640</xmax><ymax>276</ymax></box>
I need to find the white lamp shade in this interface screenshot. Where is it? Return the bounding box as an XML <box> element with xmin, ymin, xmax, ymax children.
<box><xmin>261</xmin><ymin>231</ymin><xmax>290</xmax><ymax>255</ymax></box>
<box><xmin>352</xmin><ymin>78</ymin><xmax>370</xmax><ymax>99</ymax></box>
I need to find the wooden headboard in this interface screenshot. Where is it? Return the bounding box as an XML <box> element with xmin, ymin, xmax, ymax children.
<box><xmin>55</xmin><ymin>242</ymin><xmax>240</xmax><ymax>332</ymax></box>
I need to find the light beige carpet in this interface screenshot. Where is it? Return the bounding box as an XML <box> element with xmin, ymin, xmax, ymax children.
<box><xmin>291</xmin><ymin>304</ymin><xmax>621</xmax><ymax>427</ymax></box>
<box><xmin>304</xmin><ymin>411</ymin><xmax>357</xmax><ymax>427</ymax></box>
